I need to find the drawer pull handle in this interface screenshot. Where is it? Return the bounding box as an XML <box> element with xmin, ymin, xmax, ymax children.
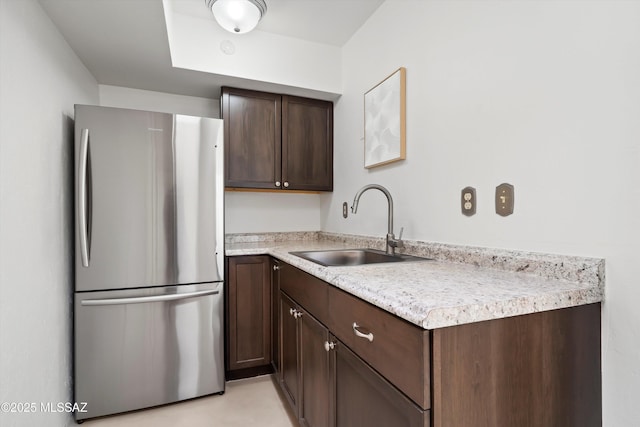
<box><xmin>352</xmin><ymin>322</ymin><xmax>374</xmax><ymax>342</ymax></box>
<box><xmin>294</xmin><ymin>310</ymin><xmax>303</xmax><ymax>319</ymax></box>
<box><xmin>324</xmin><ymin>341</ymin><xmax>336</xmax><ymax>352</ymax></box>
<box><xmin>289</xmin><ymin>308</ymin><xmax>296</xmax><ymax>317</ymax></box>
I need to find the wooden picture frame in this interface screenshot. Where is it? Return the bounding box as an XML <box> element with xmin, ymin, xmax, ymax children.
<box><xmin>364</xmin><ymin>67</ymin><xmax>406</xmax><ymax>168</ymax></box>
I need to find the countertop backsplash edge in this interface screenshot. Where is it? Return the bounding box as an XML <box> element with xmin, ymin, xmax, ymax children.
<box><xmin>226</xmin><ymin>231</ymin><xmax>604</xmax><ymax>289</ymax></box>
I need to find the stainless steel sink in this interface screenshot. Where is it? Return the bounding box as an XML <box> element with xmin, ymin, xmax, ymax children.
<box><xmin>289</xmin><ymin>248</ymin><xmax>430</xmax><ymax>267</ymax></box>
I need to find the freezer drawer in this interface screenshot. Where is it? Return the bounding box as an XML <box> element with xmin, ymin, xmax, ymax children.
<box><xmin>74</xmin><ymin>282</ymin><xmax>224</xmax><ymax>420</ymax></box>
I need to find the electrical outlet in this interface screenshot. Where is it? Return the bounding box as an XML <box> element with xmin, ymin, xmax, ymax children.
<box><xmin>461</xmin><ymin>187</ymin><xmax>476</xmax><ymax>216</ymax></box>
<box><xmin>495</xmin><ymin>183</ymin><xmax>514</xmax><ymax>216</ymax></box>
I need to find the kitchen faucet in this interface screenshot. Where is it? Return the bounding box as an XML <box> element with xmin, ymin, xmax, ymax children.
<box><xmin>351</xmin><ymin>184</ymin><xmax>404</xmax><ymax>255</ymax></box>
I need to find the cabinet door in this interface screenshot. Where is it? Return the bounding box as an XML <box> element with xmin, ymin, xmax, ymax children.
<box><xmin>282</xmin><ymin>95</ymin><xmax>333</xmax><ymax>191</ymax></box>
<box><xmin>227</xmin><ymin>256</ymin><xmax>271</xmax><ymax>373</ymax></box>
<box><xmin>222</xmin><ymin>87</ymin><xmax>282</xmax><ymax>189</ymax></box>
<box><xmin>280</xmin><ymin>292</ymin><xmax>300</xmax><ymax>416</ymax></box>
<box><xmin>299</xmin><ymin>310</ymin><xmax>333</xmax><ymax>427</ymax></box>
<box><xmin>334</xmin><ymin>340</ymin><xmax>428</xmax><ymax>427</ymax></box>
<box><xmin>271</xmin><ymin>258</ymin><xmax>281</xmax><ymax>372</ymax></box>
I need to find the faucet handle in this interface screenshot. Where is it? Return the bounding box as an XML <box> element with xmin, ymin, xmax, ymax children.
<box><xmin>387</xmin><ymin>227</ymin><xmax>405</xmax><ymax>250</ymax></box>
<box><xmin>390</xmin><ymin>227</ymin><xmax>405</xmax><ymax>250</ymax></box>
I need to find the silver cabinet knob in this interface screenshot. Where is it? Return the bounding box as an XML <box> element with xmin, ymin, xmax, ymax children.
<box><xmin>324</xmin><ymin>341</ymin><xmax>336</xmax><ymax>352</ymax></box>
<box><xmin>273</xmin><ymin>265</ymin><xmax>280</xmax><ymax>271</ymax></box>
<box><xmin>289</xmin><ymin>308</ymin><xmax>303</xmax><ymax>319</ymax></box>
<box><xmin>283</xmin><ymin>181</ymin><xmax>289</xmax><ymax>188</ymax></box>
<box><xmin>275</xmin><ymin>181</ymin><xmax>281</xmax><ymax>187</ymax></box>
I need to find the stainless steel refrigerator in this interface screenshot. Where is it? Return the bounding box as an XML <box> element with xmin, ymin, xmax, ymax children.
<box><xmin>73</xmin><ymin>105</ymin><xmax>225</xmax><ymax>421</ymax></box>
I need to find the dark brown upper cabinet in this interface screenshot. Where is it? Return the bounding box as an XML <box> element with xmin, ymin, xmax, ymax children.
<box><xmin>221</xmin><ymin>87</ymin><xmax>333</xmax><ymax>192</ymax></box>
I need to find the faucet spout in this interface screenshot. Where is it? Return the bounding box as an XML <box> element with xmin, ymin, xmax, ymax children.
<box><xmin>351</xmin><ymin>184</ymin><xmax>402</xmax><ymax>255</ymax></box>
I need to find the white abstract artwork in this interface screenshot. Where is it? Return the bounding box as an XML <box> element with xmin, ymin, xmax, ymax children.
<box><xmin>364</xmin><ymin>67</ymin><xmax>406</xmax><ymax>168</ymax></box>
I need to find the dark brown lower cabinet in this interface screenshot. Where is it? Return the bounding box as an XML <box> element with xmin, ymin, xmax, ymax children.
<box><xmin>226</xmin><ymin>256</ymin><xmax>272</xmax><ymax>379</ymax></box>
<box><xmin>275</xmin><ymin>262</ymin><xmax>602</xmax><ymax>427</ymax></box>
<box><xmin>280</xmin><ymin>290</ymin><xmax>333</xmax><ymax>427</ymax></box>
<box><xmin>279</xmin><ymin>286</ymin><xmax>425</xmax><ymax>427</ymax></box>
<box><xmin>334</xmin><ymin>341</ymin><xmax>428</xmax><ymax>427</ymax></box>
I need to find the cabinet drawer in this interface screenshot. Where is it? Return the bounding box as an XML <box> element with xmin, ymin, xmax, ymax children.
<box><xmin>335</xmin><ymin>339</ymin><xmax>430</xmax><ymax>427</ymax></box>
<box><xmin>280</xmin><ymin>263</ymin><xmax>329</xmax><ymax>326</ymax></box>
<box><xmin>328</xmin><ymin>286</ymin><xmax>430</xmax><ymax>410</ymax></box>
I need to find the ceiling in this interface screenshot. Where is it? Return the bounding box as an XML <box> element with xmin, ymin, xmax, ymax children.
<box><xmin>38</xmin><ymin>0</ymin><xmax>384</xmax><ymax>100</ymax></box>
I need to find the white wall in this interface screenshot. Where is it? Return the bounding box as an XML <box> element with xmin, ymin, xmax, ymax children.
<box><xmin>224</xmin><ymin>191</ymin><xmax>321</xmax><ymax>234</ymax></box>
<box><xmin>99</xmin><ymin>84</ymin><xmax>220</xmax><ymax>118</ymax></box>
<box><xmin>0</xmin><ymin>0</ymin><xmax>99</xmax><ymax>425</ymax></box>
<box><xmin>322</xmin><ymin>1</ymin><xmax>640</xmax><ymax>425</ymax></box>
<box><xmin>98</xmin><ymin>85</ymin><xmax>322</xmax><ymax>234</ymax></box>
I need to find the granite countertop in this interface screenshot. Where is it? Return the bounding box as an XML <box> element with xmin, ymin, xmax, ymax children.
<box><xmin>225</xmin><ymin>232</ymin><xmax>604</xmax><ymax>330</ymax></box>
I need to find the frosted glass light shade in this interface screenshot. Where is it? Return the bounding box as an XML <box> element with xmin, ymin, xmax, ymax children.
<box><xmin>206</xmin><ymin>0</ymin><xmax>267</xmax><ymax>34</ymax></box>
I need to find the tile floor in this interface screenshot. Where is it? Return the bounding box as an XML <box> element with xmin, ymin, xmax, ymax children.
<box><xmin>82</xmin><ymin>375</ymin><xmax>297</xmax><ymax>427</ymax></box>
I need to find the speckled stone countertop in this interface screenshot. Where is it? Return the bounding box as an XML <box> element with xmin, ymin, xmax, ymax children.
<box><xmin>226</xmin><ymin>232</ymin><xmax>604</xmax><ymax>330</ymax></box>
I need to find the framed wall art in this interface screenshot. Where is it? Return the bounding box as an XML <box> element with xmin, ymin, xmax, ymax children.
<box><xmin>363</xmin><ymin>67</ymin><xmax>406</xmax><ymax>168</ymax></box>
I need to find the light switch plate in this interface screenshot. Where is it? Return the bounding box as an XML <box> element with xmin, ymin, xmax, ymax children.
<box><xmin>495</xmin><ymin>183</ymin><xmax>514</xmax><ymax>216</ymax></box>
<box><xmin>342</xmin><ymin>202</ymin><xmax>349</xmax><ymax>218</ymax></box>
<box><xmin>461</xmin><ymin>187</ymin><xmax>476</xmax><ymax>216</ymax></box>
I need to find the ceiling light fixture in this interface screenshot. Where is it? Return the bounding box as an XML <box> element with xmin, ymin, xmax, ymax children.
<box><xmin>205</xmin><ymin>0</ymin><xmax>267</xmax><ymax>34</ymax></box>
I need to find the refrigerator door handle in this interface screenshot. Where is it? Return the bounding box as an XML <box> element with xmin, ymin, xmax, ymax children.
<box><xmin>80</xmin><ymin>289</ymin><xmax>220</xmax><ymax>306</ymax></box>
<box><xmin>78</xmin><ymin>128</ymin><xmax>90</xmax><ymax>267</ymax></box>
